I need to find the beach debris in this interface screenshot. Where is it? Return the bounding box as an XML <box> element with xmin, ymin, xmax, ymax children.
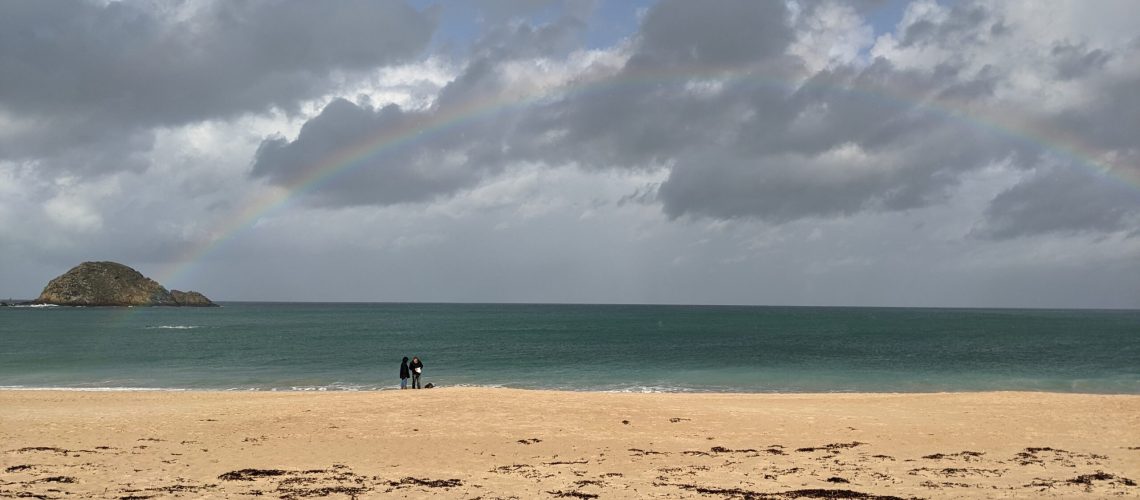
<box><xmin>4</xmin><ymin>464</ymin><xmax>35</xmax><ymax>472</ymax></box>
<box><xmin>826</xmin><ymin>477</ymin><xmax>850</xmax><ymax>484</ymax></box>
<box><xmin>10</xmin><ymin>446</ymin><xmax>70</xmax><ymax>454</ymax></box>
<box><xmin>547</xmin><ymin>489</ymin><xmax>599</xmax><ymax>498</ymax></box>
<box><xmin>281</xmin><ymin>484</ymin><xmax>369</xmax><ymax>497</ymax></box>
<box><xmin>490</xmin><ymin>463</ymin><xmax>550</xmax><ymax>480</ymax></box>
<box><xmin>218</xmin><ymin>468</ymin><xmax>290</xmax><ymax>481</ymax></box>
<box><xmin>711</xmin><ymin>446</ymin><xmax>755</xmax><ymax>453</ymax></box>
<box><xmin>661</xmin><ymin>482</ymin><xmax>919</xmax><ymax>499</ymax></box>
<box><xmin>918</xmin><ymin>480</ymin><xmax>975</xmax><ymax>489</ymax></box>
<box><xmin>628</xmin><ymin>448</ymin><xmax>667</xmax><ymax>456</ymax></box>
<box><xmin>922</xmin><ymin>451</ymin><xmax>984</xmax><ymax>461</ymax></box>
<box><xmin>118</xmin><ymin>484</ymin><xmax>218</xmax><ymax>496</ymax></box>
<box><xmin>31</xmin><ymin>476</ymin><xmax>76</xmax><ymax>484</ymax></box>
<box><xmin>669</xmin><ymin>417</ymin><xmax>691</xmax><ymax>423</ymax></box>
<box><xmin>708</xmin><ymin>445</ymin><xmax>786</xmax><ymax>455</ymax></box>
<box><xmin>796</xmin><ymin>442</ymin><xmax>866</xmax><ymax>453</ymax></box>
<box><xmin>907</xmin><ymin>467</ymin><xmax>1004</xmax><ymax>478</ymax></box>
<box><xmin>388</xmin><ymin>477</ymin><xmax>462</xmax><ymax>488</ymax></box>
<box><xmin>1012</xmin><ymin>447</ymin><xmax>1107</xmax><ymax>467</ymax></box>
<box><xmin>215</xmin><ymin>466</ymin><xmax>379</xmax><ymax>497</ymax></box>
<box><xmin>1025</xmin><ymin>477</ymin><xmax>1062</xmax><ymax>490</ymax></box>
<box><xmin>545</xmin><ymin>460</ymin><xmax>589</xmax><ymax>465</ymax></box>
<box><xmin>517</xmin><ymin>438</ymin><xmax>542</xmax><ymax>445</ymax></box>
<box><xmin>1066</xmin><ymin>471</ymin><xmax>1136</xmax><ymax>487</ymax></box>
<box><xmin>622</xmin><ymin>420</ymin><xmax>630</xmax><ymax>425</ymax></box>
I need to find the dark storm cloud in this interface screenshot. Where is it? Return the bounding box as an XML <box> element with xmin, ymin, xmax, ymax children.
<box><xmin>250</xmin><ymin>0</ymin><xmax>796</xmax><ymax>206</ymax></box>
<box><xmin>575</xmin><ymin>4</ymin><xmax>1025</xmax><ymax>223</ymax></box>
<box><xmin>249</xmin><ymin>4</ymin><xmax>594</xmax><ymax>206</ymax></box>
<box><xmin>975</xmin><ymin>166</ymin><xmax>1140</xmax><ymax>239</ymax></box>
<box><xmin>250</xmin><ymin>0</ymin><xmax>1139</xmax><ymax>239</ymax></box>
<box><xmin>637</xmin><ymin>0</ymin><xmax>1137</xmax><ymax>233</ymax></box>
<box><xmin>0</xmin><ymin>0</ymin><xmax>437</xmax><ymax>167</ymax></box>
<box><xmin>434</xmin><ymin>16</ymin><xmax>587</xmax><ymax>109</ymax></box>
<box><xmin>252</xmin><ymin>98</ymin><xmax>485</xmax><ymax>207</ymax></box>
<box><xmin>898</xmin><ymin>1</ymin><xmax>993</xmax><ymax>48</ymax></box>
<box><xmin>251</xmin><ymin>0</ymin><xmax>986</xmax><ymax>216</ymax></box>
<box><xmin>1050</xmin><ymin>41</ymin><xmax>1113</xmax><ymax>81</ymax></box>
<box><xmin>1053</xmin><ymin>67</ymin><xmax>1140</xmax><ymax>152</ymax></box>
<box><xmin>657</xmin><ymin>113</ymin><xmax>1003</xmax><ymax>222</ymax></box>
<box><xmin>635</xmin><ymin>0</ymin><xmax>792</xmax><ymax>66</ymax></box>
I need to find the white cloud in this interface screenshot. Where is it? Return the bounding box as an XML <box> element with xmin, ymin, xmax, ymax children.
<box><xmin>790</xmin><ymin>1</ymin><xmax>875</xmax><ymax>72</ymax></box>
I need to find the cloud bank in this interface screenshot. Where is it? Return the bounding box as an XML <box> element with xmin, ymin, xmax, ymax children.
<box><xmin>1</xmin><ymin>0</ymin><xmax>1137</xmax><ymax>307</ymax></box>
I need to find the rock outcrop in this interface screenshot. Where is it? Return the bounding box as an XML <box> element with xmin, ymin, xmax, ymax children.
<box><xmin>34</xmin><ymin>261</ymin><xmax>218</xmax><ymax>307</ymax></box>
<box><xmin>169</xmin><ymin>290</ymin><xmax>214</xmax><ymax>306</ymax></box>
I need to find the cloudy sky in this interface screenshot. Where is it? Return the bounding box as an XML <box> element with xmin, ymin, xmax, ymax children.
<box><xmin>2</xmin><ymin>0</ymin><xmax>1138</xmax><ymax>308</ymax></box>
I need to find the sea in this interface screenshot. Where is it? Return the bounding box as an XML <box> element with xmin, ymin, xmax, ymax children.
<box><xmin>1</xmin><ymin>302</ymin><xmax>1137</xmax><ymax>393</ymax></box>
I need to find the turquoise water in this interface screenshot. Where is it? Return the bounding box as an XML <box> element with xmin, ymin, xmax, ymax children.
<box><xmin>1</xmin><ymin>303</ymin><xmax>1137</xmax><ymax>393</ymax></box>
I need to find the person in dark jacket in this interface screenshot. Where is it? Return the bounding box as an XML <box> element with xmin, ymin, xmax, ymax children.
<box><xmin>399</xmin><ymin>357</ymin><xmax>410</xmax><ymax>390</ymax></box>
<box><xmin>409</xmin><ymin>356</ymin><xmax>423</xmax><ymax>389</ymax></box>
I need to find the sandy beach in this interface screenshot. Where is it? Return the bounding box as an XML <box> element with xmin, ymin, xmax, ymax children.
<box><xmin>1</xmin><ymin>389</ymin><xmax>1138</xmax><ymax>499</ymax></box>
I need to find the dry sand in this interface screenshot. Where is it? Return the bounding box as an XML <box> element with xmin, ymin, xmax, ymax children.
<box><xmin>1</xmin><ymin>388</ymin><xmax>1138</xmax><ymax>499</ymax></box>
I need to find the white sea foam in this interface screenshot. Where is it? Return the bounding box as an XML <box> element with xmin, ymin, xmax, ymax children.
<box><xmin>601</xmin><ymin>385</ymin><xmax>699</xmax><ymax>394</ymax></box>
<box><xmin>145</xmin><ymin>325</ymin><xmax>201</xmax><ymax>330</ymax></box>
<box><xmin>287</xmin><ymin>382</ymin><xmax>380</xmax><ymax>392</ymax></box>
<box><xmin>219</xmin><ymin>382</ymin><xmax>388</xmax><ymax>392</ymax></box>
<box><xmin>10</xmin><ymin>303</ymin><xmax>58</xmax><ymax>308</ymax></box>
<box><xmin>449</xmin><ymin>383</ymin><xmax>507</xmax><ymax>389</ymax></box>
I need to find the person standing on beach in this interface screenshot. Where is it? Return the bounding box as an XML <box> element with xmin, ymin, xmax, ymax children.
<box><xmin>399</xmin><ymin>357</ymin><xmax>410</xmax><ymax>390</ymax></box>
<box><xmin>409</xmin><ymin>356</ymin><xmax>423</xmax><ymax>389</ymax></box>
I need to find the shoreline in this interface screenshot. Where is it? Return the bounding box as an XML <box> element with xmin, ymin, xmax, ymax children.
<box><xmin>2</xmin><ymin>385</ymin><xmax>1140</xmax><ymax>395</ymax></box>
<box><xmin>3</xmin><ymin>388</ymin><xmax>1138</xmax><ymax>498</ymax></box>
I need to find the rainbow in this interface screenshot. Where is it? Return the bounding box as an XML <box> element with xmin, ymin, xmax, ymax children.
<box><xmin>154</xmin><ymin>60</ymin><xmax>1138</xmax><ymax>290</ymax></box>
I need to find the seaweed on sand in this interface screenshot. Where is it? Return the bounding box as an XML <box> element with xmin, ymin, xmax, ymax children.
<box><xmin>218</xmin><ymin>469</ymin><xmax>291</xmax><ymax>481</ymax></box>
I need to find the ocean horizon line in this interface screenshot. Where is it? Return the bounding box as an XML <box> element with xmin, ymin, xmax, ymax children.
<box><xmin>9</xmin><ymin>299</ymin><xmax>1133</xmax><ymax>312</ymax></box>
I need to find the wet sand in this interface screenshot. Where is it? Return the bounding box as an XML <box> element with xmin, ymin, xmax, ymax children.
<box><xmin>2</xmin><ymin>389</ymin><xmax>1138</xmax><ymax>499</ymax></box>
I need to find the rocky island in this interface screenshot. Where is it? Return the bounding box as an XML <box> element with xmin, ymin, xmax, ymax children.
<box><xmin>31</xmin><ymin>261</ymin><xmax>217</xmax><ymax>307</ymax></box>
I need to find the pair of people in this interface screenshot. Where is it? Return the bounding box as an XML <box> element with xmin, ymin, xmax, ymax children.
<box><xmin>399</xmin><ymin>356</ymin><xmax>423</xmax><ymax>389</ymax></box>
